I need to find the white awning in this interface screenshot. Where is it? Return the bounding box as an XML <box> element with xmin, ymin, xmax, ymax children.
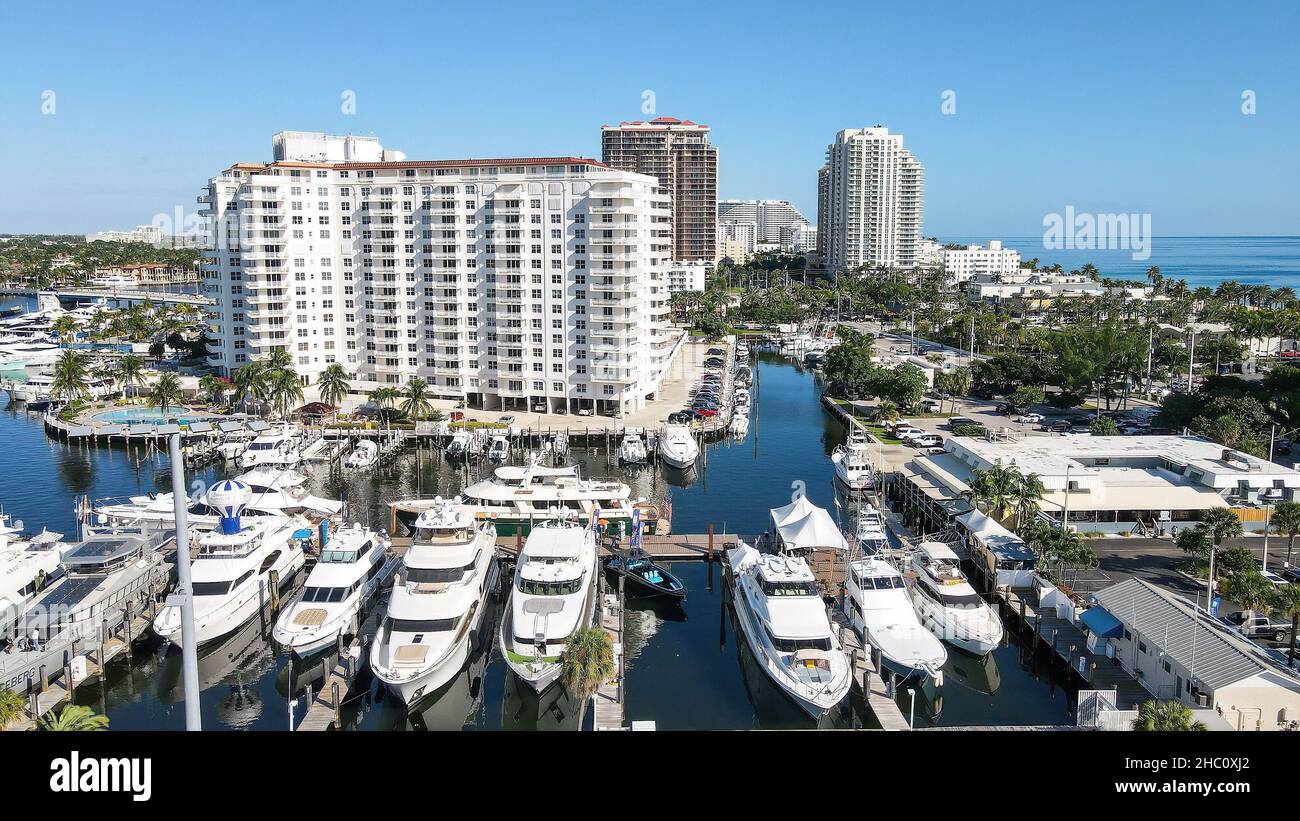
<box><xmin>770</xmin><ymin>495</ymin><xmax>817</xmax><ymax>530</ymax></box>
<box><xmin>773</xmin><ymin>502</ymin><xmax>848</xmax><ymax>552</ymax></box>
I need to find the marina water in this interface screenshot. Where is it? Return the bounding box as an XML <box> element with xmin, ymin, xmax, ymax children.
<box><xmin>0</xmin><ymin>352</ymin><xmax>1076</xmax><ymax>729</ymax></box>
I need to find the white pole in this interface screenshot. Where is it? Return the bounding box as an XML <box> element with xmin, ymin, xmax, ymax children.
<box><xmin>168</xmin><ymin>433</ymin><xmax>202</xmax><ymax>730</ymax></box>
<box><xmin>908</xmin><ymin>688</ymin><xmax>916</xmax><ymax>729</ymax></box>
<box><xmin>1263</xmin><ymin>504</ymin><xmax>1272</xmax><ymax>571</ymax></box>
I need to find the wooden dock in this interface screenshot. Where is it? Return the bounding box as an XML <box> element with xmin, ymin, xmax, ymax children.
<box><xmin>593</xmin><ymin>574</ymin><xmax>626</xmax><ymax>731</ymax></box>
<box><xmin>827</xmin><ymin>603</ymin><xmax>911</xmax><ymax>730</ymax></box>
<box><xmin>296</xmin><ymin>608</ymin><xmax>382</xmax><ymax>731</ymax></box>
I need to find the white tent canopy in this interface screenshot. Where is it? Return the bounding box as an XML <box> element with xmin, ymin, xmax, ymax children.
<box><xmin>770</xmin><ymin>498</ymin><xmax>847</xmax><ymax>552</ymax></box>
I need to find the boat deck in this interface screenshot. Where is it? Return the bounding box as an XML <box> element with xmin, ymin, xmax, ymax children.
<box><xmin>392</xmin><ymin>532</ymin><xmax>740</xmax><ymax>562</ymax></box>
<box><xmin>593</xmin><ymin>583</ymin><xmax>625</xmax><ymax>731</ymax></box>
<box><xmin>826</xmin><ymin>603</ymin><xmax>911</xmax><ymax>730</ymax></box>
<box><xmin>297</xmin><ymin>606</ymin><xmax>383</xmax><ymax>731</ymax></box>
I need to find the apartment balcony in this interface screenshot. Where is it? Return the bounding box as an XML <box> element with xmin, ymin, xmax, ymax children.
<box><xmin>589</xmin><ymin>367</ymin><xmax>634</xmax><ymax>382</ymax></box>
<box><xmin>589</xmin><ymin>295</ymin><xmax>637</xmax><ymax>308</ymax></box>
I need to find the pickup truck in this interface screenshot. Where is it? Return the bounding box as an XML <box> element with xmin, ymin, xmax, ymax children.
<box><xmin>1224</xmin><ymin>611</ymin><xmax>1293</xmax><ymax>642</ymax></box>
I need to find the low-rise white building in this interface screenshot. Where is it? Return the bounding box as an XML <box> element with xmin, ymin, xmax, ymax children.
<box><xmin>665</xmin><ymin>260</ymin><xmax>708</xmax><ymax>295</ymax></box>
<box><xmin>941</xmin><ymin>240</ymin><xmax>1021</xmax><ymax>282</ymax></box>
<box><xmin>1087</xmin><ymin>579</ymin><xmax>1300</xmax><ymax>730</ymax></box>
<box><xmin>893</xmin><ymin>433</ymin><xmax>1300</xmax><ymax>536</ymax></box>
<box><xmin>964</xmin><ymin>271</ymin><xmax>1154</xmax><ymax>309</ymax></box>
<box><xmin>785</xmin><ymin>224</ymin><xmax>817</xmax><ymax>254</ymax></box>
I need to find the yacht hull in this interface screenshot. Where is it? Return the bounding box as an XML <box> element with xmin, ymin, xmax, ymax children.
<box><xmin>154</xmin><ymin>550</ymin><xmax>305</xmax><ymax>647</ymax></box>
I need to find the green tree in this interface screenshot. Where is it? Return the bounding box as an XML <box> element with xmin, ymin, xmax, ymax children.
<box><xmin>149</xmin><ymin>372</ymin><xmax>182</xmax><ymax>415</ymax></box>
<box><xmin>38</xmin><ymin>704</ymin><xmax>109</xmax><ymax>731</ymax></box>
<box><xmin>268</xmin><ymin>367</ymin><xmax>304</xmax><ymax>419</ymax></box>
<box><xmin>1132</xmin><ymin>700</ymin><xmax>1206</xmax><ymax>731</ymax></box>
<box><xmin>1271</xmin><ymin>500</ymin><xmax>1300</xmax><ymax>566</ymax></box>
<box><xmin>0</xmin><ymin>690</ymin><xmax>24</xmax><ymax>728</ymax></box>
<box><xmin>232</xmin><ymin>363</ymin><xmax>270</xmax><ymax>412</ymax></box>
<box><xmin>51</xmin><ymin>315</ymin><xmax>80</xmax><ymax>348</ymax></box>
<box><xmin>114</xmin><ymin>354</ymin><xmax>146</xmax><ymax>400</ymax></box>
<box><xmin>197</xmin><ymin>374</ymin><xmax>227</xmax><ymax>407</ymax></box>
<box><xmin>1200</xmin><ymin>508</ymin><xmax>1244</xmax><ymax>591</ymax></box>
<box><xmin>401</xmin><ymin>377</ymin><xmax>431</xmax><ymax>420</ymax></box>
<box><xmin>559</xmin><ymin>625</ymin><xmax>615</xmax><ymax>730</ymax></box>
<box><xmin>1006</xmin><ymin>385</ymin><xmax>1044</xmax><ymax>414</ymax></box>
<box><xmin>1221</xmin><ymin>569</ymin><xmax>1274</xmax><ymax>617</ymax></box>
<box><xmin>1089</xmin><ymin>415</ymin><xmax>1120</xmax><ymax>436</ymax></box>
<box><xmin>49</xmin><ymin>350</ymin><xmax>89</xmax><ymax>401</ymax></box>
<box><xmin>316</xmin><ymin>363</ymin><xmax>351</xmax><ymax>413</ymax></box>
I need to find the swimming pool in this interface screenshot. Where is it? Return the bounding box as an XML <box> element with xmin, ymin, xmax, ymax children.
<box><xmin>92</xmin><ymin>406</ymin><xmax>212</xmax><ymax>424</ymax></box>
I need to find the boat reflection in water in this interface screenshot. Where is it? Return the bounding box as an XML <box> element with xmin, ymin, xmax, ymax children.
<box><xmin>155</xmin><ymin>613</ymin><xmax>280</xmax><ymax>729</ymax></box>
<box><xmin>944</xmin><ymin>642</ymin><xmax>1002</xmax><ymax>696</ymax></box>
<box><xmin>500</xmin><ymin>665</ymin><xmax>581</xmax><ymax>731</ymax></box>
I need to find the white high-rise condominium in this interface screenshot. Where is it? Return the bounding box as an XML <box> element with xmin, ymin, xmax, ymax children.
<box><xmin>717</xmin><ymin>199</ymin><xmax>810</xmax><ymax>247</ymax></box>
<box><xmin>200</xmin><ymin>132</ymin><xmax>680</xmax><ymax>415</ymax></box>
<box><xmin>821</xmin><ymin>126</ymin><xmax>924</xmax><ymax>272</ymax></box>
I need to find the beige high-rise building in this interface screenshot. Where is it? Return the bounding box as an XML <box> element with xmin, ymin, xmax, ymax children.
<box><xmin>821</xmin><ymin>126</ymin><xmax>924</xmax><ymax>272</ymax></box>
<box><xmin>601</xmin><ymin>117</ymin><xmax>718</xmax><ymax>262</ymax></box>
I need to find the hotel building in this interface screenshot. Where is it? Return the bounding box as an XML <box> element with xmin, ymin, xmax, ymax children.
<box><xmin>601</xmin><ymin>117</ymin><xmax>718</xmax><ymax>262</ymax></box>
<box><xmin>199</xmin><ymin>131</ymin><xmax>680</xmax><ymax>415</ymax></box>
<box><xmin>820</xmin><ymin>126</ymin><xmax>925</xmax><ymax>272</ymax></box>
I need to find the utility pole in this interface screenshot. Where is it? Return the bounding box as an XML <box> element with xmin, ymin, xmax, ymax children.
<box><xmin>1187</xmin><ymin>329</ymin><xmax>1196</xmax><ymax>392</ymax></box>
<box><xmin>168</xmin><ymin>433</ymin><xmax>202</xmax><ymax>730</ymax></box>
<box><xmin>1145</xmin><ymin>326</ymin><xmax>1153</xmax><ymax>394</ymax></box>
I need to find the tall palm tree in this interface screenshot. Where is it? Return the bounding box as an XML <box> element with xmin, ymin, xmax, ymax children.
<box><xmin>49</xmin><ymin>350</ymin><xmax>89</xmax><ymax>401</ymax></box>
<box><xmin>262</xmin><ymin>347</ymin><xmax>293</xmax><ymax>372</ymax></box>
<box><xmin>316</xmin><ymin>364</ymin><xmax>351</xmax><ymax>413</ymax></box>
<box><xmin>268</xmin><ymin>367</ymin><xmax>304</xmax><ymax>419</ymax></box>
<box><xmin>50</xmin><ymin>315</ymin><xmax>79</xmax><ymax>348</ymax></box>
<box><xmin>149</xmin><ymin>372</ymin><xmax>183</xmax><ymax>416</ymax></box>
<box><xmin>559</xmin><ymin>625</ymin><xmax>615</xmax><ymax>730</ymax></box>
<box><xmin>232</xmin><ymin>363</ymin><xmax>270</xmax><ymax>413</ymax></box>
<box><xmin>401</xmin><ymin>377</ymin><xmax>431</xmax><ymax>420</ymax></box>
<box><xmin>38</xmin><ymin>704</ymin><xmax>109</xmax><ymax>731</ymax></box>
<box><xmin>368</xmin><ymin>386</ymin><xmax>400</xmax><ymax>421</ymax></box>
<box><xmin>1011</xmin><ymin>472</ymin><xmax>1046</xmax><ymax>531</ymax></box>
<box><xmin>1131</xmin><ymin>700</ymin><xmax>1206</xmax><ymax>731</ymax></box>
<box><xmin>114</xmin><ymin>353</ymin><xmax>146</xmax><ymax>400</ymax></box>
<box><xmin>1273</xmin><ymin>585</ymin><xmax>1300</xmax><ymax>669</ymax></box>
<box><xmin>1271</xmin><ymin>500</ymin><xmax>1300</xmax><ymax>566</ymax></box>
<box><xmin>1200</xmin><ymin>508</ymin><xmax>1244</xmax><ymax>592</ymax></box>
<box><xmin>962</xmin><ymin>462</ymin><xmax>1022</xmax><ymax>523</ymax></box>
<box><xmin>1222</xmin><ymin>570</ymin><xmax>1274</xmax><ymax>619</ymax></box>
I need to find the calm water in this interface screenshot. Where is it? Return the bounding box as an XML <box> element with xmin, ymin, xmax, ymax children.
<box><xmin>1</xmin><ymin>352</ymin><xmax>1077</xmax><ymax>729</ymax></box>
<box><xmin>944</xmin><ymin>235</ymin><xmax>1300</xmax><ymax>288</ymax></box>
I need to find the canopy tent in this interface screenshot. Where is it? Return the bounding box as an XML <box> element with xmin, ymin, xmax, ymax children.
<box><xmin>1079</xmin><ymin>606</ymin><xmax>1124</xmax><ymax>640</ymax></box>
<box><xmin>770</xmin><ymin>498</ymin><xmax>847</xmax><ymax>552</ymax></box>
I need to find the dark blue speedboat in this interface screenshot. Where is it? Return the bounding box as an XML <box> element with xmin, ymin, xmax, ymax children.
<box><xmin>605</xmin><ymin>549</ymin><xmax>687</xmax><ymax>600</ymax></box>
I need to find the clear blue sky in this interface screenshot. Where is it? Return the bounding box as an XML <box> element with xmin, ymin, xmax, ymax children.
<box><xmin>1</xmin><ymin>0</ymin><xmax>1296</xmax><ymax>237</ymax></box>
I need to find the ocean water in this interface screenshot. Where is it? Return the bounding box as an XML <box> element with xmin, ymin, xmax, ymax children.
<box><xmin>942</xmin><ymin>235</ymin><xmax>1300</xmax><ymax>288</ymax></box>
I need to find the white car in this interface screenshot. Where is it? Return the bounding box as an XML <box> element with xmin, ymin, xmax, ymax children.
<box><xmin>1016</xmin><ymin>413</ymin><xmax>1044</xmax><ymax>424</ymax></box>
<box><xmin>576</xmin><ymin>408</ymin><xmax>594</xmax><ymax>417</ymax></box>
<box><xmin>895</xmin><ymin>427</ymin><xmax>925</xmax><ymax>441</ymax></box>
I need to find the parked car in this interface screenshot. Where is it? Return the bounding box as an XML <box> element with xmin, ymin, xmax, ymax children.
<box><xmin>894</xmin><ymin>426</ymin><xmax>925</xmax><ymax>441</ymax></box>
<box><xmin>704</xmin><ymin>357</ymin><xmax>724</xmax><ymax>367</ymax></box>
<box><xmin>1227</xmin><ymin>612</ymin><xmax>1292</xmax><ymax>642</ymax></box>
<box><xmin>532</xmin><ymin>403</ymin><xmax>547</xmax><ymax>413</ymax></box>
<box><xmin>947</xmin><ymin>416</ymin><xmax>975</xmax><ymax>429</ymax></box>
<box><xmin>1278</xmin><ymin>566</ymin><xmax>1300</xmax><ymax>585</ymax></box>
<box><xmin>911</xmin><ymin>434</ymin><xmax>943</xmax><ymax>448</ymax></box>
<box><xmin>1015</xmin><ymin>413</ymin><xmax>1044</xmax><ymax>424</ymax></box>
<box><xmin>1047</xmin><ymin>421</ymin><xmax>1072</xmax><ymax>433</ymax></box>
<box><xmin>707</xmin><ymin>348</ymin><xmax>726</xmax><ymax>356</ymax></box>
<box><xmin>925</xmin><ymin>446</ymin><xmax>946</xmax><ymax>456</ymax></box>
<box><xmin>577</xmin><ymin>408</ymin><xmax>594</xmax><ymax>417</ymax></box>
<box><xmin>1260</xmin><ymin>569</ymin><xmax>1289</xmax><ymax>590</ymax></box>
<box><xmin>498</xmin><ymin>415</ymin><xmax>516</xmax><ymax>426</ymax></box>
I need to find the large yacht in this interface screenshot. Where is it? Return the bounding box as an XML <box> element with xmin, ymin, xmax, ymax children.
<box><xmin>907</xmin><ymin>541</ymin><xmax>1004</xmax><ymax>656</ymax></box>
<box><xmin>0</xmin><ymin>515</ymin><xmax>70</xmax><ymax>632</ymax></box>
<box><xmin>658</xmin><ymin>423</ymin><xmax>699</xmax><ymax>470</ymax></box>
<box><xmin>93</xmin><ymin>467</ymin><xmax>340</xmax><ymax>530</ymax></box>
<box><xmin>499</xmin><ymin>517</ymin><xmax>599</xmax><ymax>693</ymax></box>
<box><xmin>238</xmin><ymin>425</ymin><xmax>303</xmax><ymax>470</ymax></box>
<box><xmin>8</xmin><ymin>372</ymin><xmax>116</xmax><ymax>404</ymax></box>
<box><xmin>844</xmin><ymin>556</ymin><xmax>947</xmax><ymax>688</ymax></box>
<box><xmin>726</xmin><ymin>542</ymin><xmax>851</xmax><ymax>720</ymax></box>
<box><xmin>272</xmin><ymin>523</ymin><xmax>396</xmax><ymax>657</ymax></box>
<box><xmin>152</xmin><ymin>480</ymin><xmax>308</xmax><ymax>646</ymax></box>
<box><xmin>370</xmin><ymin>499</ymin><xmax>499</xmax><ymax>705</ymax></box>
<box><xmin>831</xmin><ymin>430</ymin><xmax>873</xmax><ymax>492</ymax></box>
<box><xmin>389</xmin><ymin>458</ymin><xmax>661</xmax><ymax>538</ymax></box>
<box><xmin>854</xmin><ymin>505</ymin><xmax>889</xmax><ymax>554</ymax></box>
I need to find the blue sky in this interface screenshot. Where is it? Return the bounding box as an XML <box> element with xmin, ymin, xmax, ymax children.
<box><xmin>1</xmin><ymin>0</ymin><xmax>1297</xmax><ymax>237</ymax></box>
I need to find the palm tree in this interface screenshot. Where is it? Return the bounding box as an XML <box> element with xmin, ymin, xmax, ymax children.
<box><xmin>114</xmin><ymin>353</ymin><xmax>146</xmax><ymax>400</ymax></box>
<box><xmin>874</xmin><ymin>399</ymin><xmax>900</xmax><ymax>425</ymax></box>
<box><xmin>49</xmin><ymin>350</ymin><xmax>89</xmax><ymax>401</ymax></box>
<box><xmin>1131</xmin><ymin>699</ymin><xmax>1206</xmax><ymax>731</ymax></box>
<box><xmin>1271</xmin><ymin>500</ymin><xmax>1300</xmax><ymax>566</ymax></box>
<box><xmin>1011</xmin><ymin>472</ymin><xmax>1046</xmax><ymax>531</ymax></box>
<box><xmin>38</xmin><ymin>704</ymin><xmax>109</xmax><ymax>731</ymax></box>
<box><xmin>1200</xmin><ymin>508</ymin><xmax>1244</xmax><ymax>592</ymax></box>
<box><xmin>401</xmin><ymin>377</ymin><xmax>431</xmax><ymax>420</ymax></box>
<box><xmin>559</xmin><ymin>625</ymin><xmax>615</xmax><ymax>730</ymax></box>
<box><xmin>232</xmin><ymin>363</ymin><xmax>270</xmax><ymax>413</ymax></box>
<box><xmin>369</xmin><ymin>386</ymin><xmax>400</xmax><ymax>421</ymax></box>
<box><xmin>1268</xmin><ymin>585</ymin><xmax>1300</xmax><ymax>669</ymax></box>
<box><xmin>197</xmin><ymin>374</ymin><xmax>227</xmax><ymax>408</ymax></box>
<box><xmin>962</xmin><ymin>462</ymin><xmax>1022</xmax><ymax>523</ymax></box>
<box><xmin>149</xmin><ymin>372</ymin><xmax>183</xmax><ymax>416</ymax></box>
<box><xmin>262</xmin><ymin>348</ymin><xmax>293</xmax><ymax>372</ymax></box>
<box><xmin>316</xmin><ymin>364</ymin><xmax>351</xmax><ymax>414</ymax></box>
<box><xmin>50</xmin><ymin>315</ymin><xmax>79</xmax><ymax>348</ymax></box>
<box><xmin>1222</xmin><ymin>570</ymin><xmax>1274</xmax><ymax>618</ymax></box>
<box><xmin>0</xmin><ymin>690</ymin><xmax>24</xmax><ymax>728</ymax></box>
<box><xmin>268</xmin><ymin>367</ymin><xmax>304</xmax><ymax>419</ymax></box>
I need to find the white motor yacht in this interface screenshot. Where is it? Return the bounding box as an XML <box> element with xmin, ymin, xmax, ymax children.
<box><xmin>908</xmin><ymin>541</ymin><xmax>1004</xmax><ymax>656</ymax></box>
<box><xmin>854</xmin><ymin>505</ymin><xmax>889</xmax><ymax>554</ymax></box>
<box><xmin>238</xmin><ymin>425</ymin><xmax>303</xmax><ymax>470</ymax></box>
<box><xmin>487</xmin><ymin>435</ymin><xmax>509</xmax><ymax>463</ymax></box>
<box><xmin>498</xmin><ymin>517</ymin><xmax>599</xmax><ymax>692</ymax></box>
<box><xmin>344</xmin><ymin>439</ymin><xmax>378</xmax><ymax>470</ymax></box>
<box><xmin>658</xmin><ymin>423</ymin><xmax>699</xmax><ymax>470</ymax></box>
<box><xmin>831</xmin><ymin>430</ymin><xmax>873</xmax><ymax>492</ymax></box>
<box><xmin>371</xmin><ymin>499</ymin><xmax>499</xmax><ymax>704</ymax></box>
<box><xmin>93</xmin><ymin>467</ymin><xmax>340</xmax><ymax>530</ymax></box>
<box><xmin>844</xmin><ymin>556</ymin><xmax>947</xmax><ymax>687</ymax></box>
<box><xmin>726</xmin><ymin>542</ymin><xmax>851</xmax><ymax>720</ymax></box>
<box><xmin>0</xmin><ymin>514</ymin><xmax>69</xmax><ymax>630</ymax></box>
<box><xmin>273</xmin><ymin>522</ymin><xmax>396</xmax><ymax>657</ymax></box>
<box><xmin>617</xmin><ymin>433</ymin><xmax>648</xmax><ymax>465</ymax></box>
<box><xmin>152</xmin><ymin>480</ymin><xmax>308</xmax><ymax>646</ymax></box>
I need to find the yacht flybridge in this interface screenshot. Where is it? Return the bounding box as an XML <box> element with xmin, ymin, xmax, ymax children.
<box><xmin>499</xmin><ymin>517</ymin><xmax>599</xmax><ymax>693</ymax></box>
<box><xmin>854</xmin><ymin>506</ymin><xmax>889</xmax><ymax>554</ymax></box>
<box><xmin>371</xmin><ymin>499</ymin><xmax>499</xmax><ymax>705</ymax></box>
<box><xmin>658</xmin><ymin>423</ymin><xmax>699</xmax><ymax>470</ymax></box>
<box><xmin>152</xmin><ymin>480</ymin><xmax>308</xmax><ymax>646</ymax></box>
<box><xmin>727</xmin><ymin>542</ymin><xmax>851</xmax><ymax>720</ymax></box>
<box><xmin>238</xmin><ymin>425</ymin><xmax>303</xmax><ymax>470</ymax></box>
<box><xmin>908</xmin><ymin>541</ymin><xmax>1004</xmax><ymax>656</ymax></box>
<box><xmin>832</xmin><ymin>430</ymin><xmax>873</xmax><ymax>492</ymax></box>
<box><xmin>844</xmin><ymin>556</ymin><xmax>947</xmax><ymax>688</ymax></box>
<box><xmin>273</xmin><ymin>523</ymin><xmax>396</xmax><ymax>657</ymax></box>
<box><xmin>0</xmin><ymin>514</ymin><xmax>68</xmax><ymax>631</ymax></box>
<box><xmin>93</xmin><ymin>467</ymin><xmax>340</xmax><ymax>530</ymax></box>
<box><xmin>389</xmin><ymin>457</ymin><xmax>661</xmax><ymax>537</ymax></box>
